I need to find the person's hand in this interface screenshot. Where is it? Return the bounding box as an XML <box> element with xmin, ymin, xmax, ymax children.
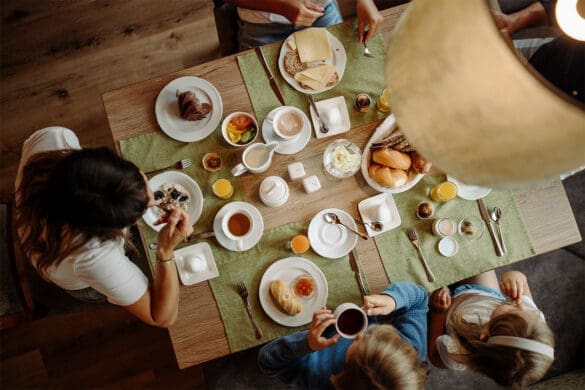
<box><xmin>430</xmin><ymin>287</ymin><xmax>451</xmax><ymax>313</ymax></box>
<box><xmin>307</xmin><ymin>307</ymin><xmax>339</xmax><ymax>351</ymax></box>
<box><xmin>491</xmin><ymin>10</ymin><xmax>515</xmax><ymax>37</ymax></box>
<box><xmin>364</xmin><ymin>294</ymin><xmax>396</xmax><ymax>316</ymax></box>
<box><xmin>356</xmin><ymin>0</ymin><xmax>383</xmax><ymax>42</ymax></box>
<box><xmin>500</xmin><ymin>271</ymin><xmax>527</xmax><ymax>302</ymax></box>
<box><xmin>155</xmin><ymin>208</ymin><xmax>193</xmax><ymax>260</ymax></box>
<box><xmin>281</xmin><ymin>0</ymin><xmax>324</xmax><ymax>26</ymax></box>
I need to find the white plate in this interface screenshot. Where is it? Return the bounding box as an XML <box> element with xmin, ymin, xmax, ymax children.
<box><xmin>143</xmin><ymin>171</ymin><xmax>203</xmax><ymax>232</ymax></box>
<box><xmin>447</xmin><ymin>175</ymin><xmax>492</xmax><ymax>200</ymax></box>
<box><xmin>308</xmin><ymin>209</ymin><xmax>358</xmax><ymax>259</ymax></box>
<box><xmin>174</xmin><ymin>242</ymin><xmax>219</xmax><ymax>285</ymax></box>
<box><xmin>262</xmin><ymin>106</ymin><xmax>311</xmax><ymax>155</ymax></box>
<box><xmin>360</xmin><ymin>114</ymin><xmax>425</xmax><ymax>194</ymax></box>
<box><xmin>357</xmin><ymin>193</ymin><xmax>401</xmax><ymax>237</ymax></box>
<box><xmin>259</xmin><ymin>257</ymin><xmax>328</xmax><ymax>327</ymax></box>
<box><xmin>213</xmin><ymin>201</ymin><xmax>264</xmax><ymax>251</ymax></box>
<box><xmin>309</xmin><ymin>96</ymin><xmax>351</xmax><ymax>139</ymax></box>
<box><xmin>278</xmin><ymin>30</ymin><xmax>347</xmax><ymax>94</ymax></box>
<box><xmin>155</xmin><ymin>76</ymin><xmax>223</xmax><ymax>143</ymax></box>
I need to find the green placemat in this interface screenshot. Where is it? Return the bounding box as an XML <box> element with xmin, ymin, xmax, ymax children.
<box><xmin>119</xmin><ymin>131</ymin><xmax>246</xmax><ymax>266</ymax></box>
<box><xmin>375</xmin><ymin>175</ymin><xmax>536</xmax><ymax>291</ymax></box>
<box><xmin>237</xmin><ymin>21</ymin><xmax>389</xmax><ymax>127</ymax></box>
<box><xmin>208</xmin><ymin>221</ymin><xmax>365</xmax><ymax>353</ymax></box>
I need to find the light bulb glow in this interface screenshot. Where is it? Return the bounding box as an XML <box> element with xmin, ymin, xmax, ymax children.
<box><xmin>556</xmin><ymin>0</ymin><xmax>585</xmax><ymax>41</ymax></box>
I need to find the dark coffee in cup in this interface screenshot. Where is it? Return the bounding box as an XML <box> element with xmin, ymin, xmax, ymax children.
<box><xmin>336</xmin><ymin>308</ymin><xmax>366</xmax><ymax>336</ymax></box>
<box><xmin>227</xmin><ymin>212</ymin><xmax>251</xmax><ymax>237</ymax></box>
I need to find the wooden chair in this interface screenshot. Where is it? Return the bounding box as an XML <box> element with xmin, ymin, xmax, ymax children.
<box><xmin>213</xmin><ymin>0</ymin><xmax>240</xmax><ymax>57</ymax></box>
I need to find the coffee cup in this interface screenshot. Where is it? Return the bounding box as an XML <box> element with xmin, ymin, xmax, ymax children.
<box><xmin>272</xmin><ymin>107</ymin><xmax>304</xmax><ymax>140</ymax></box>
<box><xmin>221</xmin><ymin>208</ymin><xmax>254</xmax><ymax>250</ymax></box>
<box><xmin>231</xmin><ymin>142</ymin><xmax>279</xmax><ymax>176</ymax></box>
<box><xmin>334</xmin><ymin>303</ymin><xmax>368</xmax><ymax>339</ymax></box>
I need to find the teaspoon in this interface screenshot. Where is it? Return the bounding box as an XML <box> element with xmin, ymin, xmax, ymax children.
<box><xmin>352</xmin><ymin>216</ymin><xmax>384</xmax><ymax>232</ymax></box>
<box><xmin>490</xmin><ymin>207</ymin><xmax>507</xmax><ymax>254</ymax></box>
<box><xmin>324</xmin><ymin>213</ymin><xmax>368</xmax><ymax>240</ymax></box>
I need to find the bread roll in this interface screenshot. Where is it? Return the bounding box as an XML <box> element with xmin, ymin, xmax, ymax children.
<box><xmin>372</xmin><ymin>148</ymin><xmax>412</xmax><ymax>170</ymax></box>
<box><xmin>411</xmin><ymin>151</ymin><xmax>432</xmax><ymax>174</ymax></box>
<box><xmin>270</xmin><ymin>279</ymin><xmax>302</xmax><ymax>316</ymax></box>
<box><xmin>368</xmin><ymin>164</ymin><xmax>408</xmax><ymax>188</ymax></box>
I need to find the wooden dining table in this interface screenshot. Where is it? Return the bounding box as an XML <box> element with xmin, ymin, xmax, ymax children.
<box><xmin>101</xmin><ymin>4</ymin><xmax>581</xmax><ymax>369</ymax></box>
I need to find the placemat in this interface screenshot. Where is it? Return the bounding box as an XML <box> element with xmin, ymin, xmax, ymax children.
<box><xmin>208</xmin><ymin>221</ymin><xmax>366</xmax><ymax>353</ymax></box>
<box><xmin>237</xmin><ymin>21</ymin><xmax>389</xmax><ymax>129</ymax></box>
<box><xmin>374</xmin><ymin>175</ymin><xmax>536</xmax><ymax>291</ymax></box>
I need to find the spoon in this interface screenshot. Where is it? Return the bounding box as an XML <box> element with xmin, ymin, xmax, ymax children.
<box><xmin>324</xmin><ymin>213</ymin><xmax>368</xmax><ymax>240</ymax></box>
<box><xmin>352</xmin><ymin>217</ymin><xmax>384</xmax><ymax>232</ymax></box>
<box><xmin>490</xmin><ymin>207</ymin><xmax>507</xmax><ymax>254</ymax></box>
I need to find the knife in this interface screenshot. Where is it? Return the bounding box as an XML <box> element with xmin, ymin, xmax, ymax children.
<box><xmin>255</xmin><ymin>47</ymin><xmax>286</xmax><ymax>106</ymax></box>
<box><xmin>349</xmin><ymin>250</ymin><xmax>367</xmax><ymax>298</ymax></box>
<box><xmin>148</xmin><ymin>231</ymin><xmax>215</xmax><ymax>250</ymax></box>
<box><xmin>477</xmin><ymin>199</ymin><xmax>504</xmax><ymax>257</ymax></box>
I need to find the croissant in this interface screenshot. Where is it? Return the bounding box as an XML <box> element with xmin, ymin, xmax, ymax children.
<box><xmin>270</xmin><ymin>279</ymin><xmax>302</xmax><ymax>316</ymax></box>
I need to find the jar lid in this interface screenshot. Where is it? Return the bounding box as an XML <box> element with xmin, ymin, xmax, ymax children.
<box><xmin>438</xmin><ymin>236</ymin><xmax>459</xmax><ymax>257</ymax></box>
<box><xmin>260</xmin><ymin>176</ymin><xmax>289</xmax><ymax>207</ymax></box>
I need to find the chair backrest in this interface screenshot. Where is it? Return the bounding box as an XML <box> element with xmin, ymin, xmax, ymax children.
<box><xmin>213</xmin><ymin>1</ymin><xmax>240</xmax><ymax>57</ymax></box>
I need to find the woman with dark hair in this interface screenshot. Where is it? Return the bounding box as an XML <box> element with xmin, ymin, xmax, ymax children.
<box><xmin>15</xmin><ymin>126</ymin><xmax>192</xmax><ymax>327</ymax></box>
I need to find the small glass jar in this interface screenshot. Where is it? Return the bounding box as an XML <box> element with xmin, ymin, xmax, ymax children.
<box><xmin>353</xmin><ymin>93</ymin><xmax>372</xmax><ymax>112</ymax></box>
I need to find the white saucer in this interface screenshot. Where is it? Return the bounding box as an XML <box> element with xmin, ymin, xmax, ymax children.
<box><xmin>174</xmin><ymin>242</ymin><xmax>219</xmax><ymax>286</ymax></box>
<box><xmin>308</xmin><ymin>208</ymin><xmax>358</xmax><ymax>259</ymax></box>
<box><xmin>357</xmin><ymin>193</ymin><xmax>401</xmax><ymax>237</ymax></box>
<box><xmin>309</xmin><ymin>96</ymin><xmax>351</xmax><ymax>139</ymax></box>
<box><xmin>447</xmin><ymin>175</ymin><xmax>492</xmax><ymax>200</ymax></box>
<box><xmin>213</xmin><ymin>201</ymin><xmax>264</xmax><ymax>251</ymax></box>
<box><xmin>262</xmin><ymin>106</ymin><xmax>311</xmax><ymax>155</ymax></box>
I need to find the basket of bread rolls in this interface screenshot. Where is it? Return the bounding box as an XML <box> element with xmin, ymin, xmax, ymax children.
<box><xmin>361</xmin><ymin>116</ymin><xmax>431</xmax><ymax>193</ymax></box>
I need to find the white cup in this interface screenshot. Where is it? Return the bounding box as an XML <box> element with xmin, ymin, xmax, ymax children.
<box><xmin>334</xmin><ymin>302</ymin><xmax>368</xmax><ymax>339</ymax></box>
<box><xmin>370</xmin><ymin>204</ymin><xmax>391</xmax><ymax>223</ymax></box>
<box><xmin>221</xmin><ymin>208</ymin><xmax>254</xmax><ymax>250</ymax></box>
<box><xmin>272</xmin><ymin>107</ymin><xmax>304</xmax><ymax>140</ymax></box>
<box><xmin>185</xmin><ymin>255</ymin><xmax>207</xmax><ymax>273</ymax></box>
<box><xmin>432</xmin><ymin>217</ymin><xmax>456</xmax><ymax>237</ymax></box>
<box><xmin>231</xmin><ymin>142</ymin><xmax>279</xmax><ymax>176</ymax></box>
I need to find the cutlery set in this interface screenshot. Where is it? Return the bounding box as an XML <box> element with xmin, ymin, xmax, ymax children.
<box><xmin>477</xmin><ymin>199</ymin><xmax>506</xmax><ymax>256</ymax></box>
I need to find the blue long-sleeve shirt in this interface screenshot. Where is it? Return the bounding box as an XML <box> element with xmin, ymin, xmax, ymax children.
<box><xmin>257</xmin><ymin>281</ymin><xmax>429</xmax><ymax>389</ymax></box>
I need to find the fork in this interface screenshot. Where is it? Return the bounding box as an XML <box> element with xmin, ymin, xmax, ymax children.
<box><xmin>363</xmin><ymin>42</ymin><xmax>374</xmax><ymax>58</ymax></box>
<box><xmin>406</xmin><ymin>228</ymin><xmax>436</xmax><ymax>283</ymax></box>
<box><xmin>145</xmin><ymin>158</ymin><xmax>192</xmax><ymax>175</ymax></box>
<box><xmin>236</xmin><ymin>281</ymin><xmax>263</xmax><ymax>340</ymax></box>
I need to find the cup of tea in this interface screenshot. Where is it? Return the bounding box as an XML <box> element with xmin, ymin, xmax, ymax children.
<box><xmin>334</xmin><ymin>303</ymin><xmax>368</xmax><ymax>339</ymax></box>
<box><xmin>231</xmin><ymin>142</ymin><xmax>279</xmax><ymax>176</ymax></box>
<box><xmin>221</xmin><ymin>208</ymin><xmax>254</xmax><ymax>250</ymax></box>
<box><xmin>272</xmin><ymin>107</ymin><xmax>304</xmax><ymax>140</ymax></box>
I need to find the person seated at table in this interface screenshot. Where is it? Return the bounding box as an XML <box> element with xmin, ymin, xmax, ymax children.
<box><xmin>15</xmin><ymin>126</ymin><xmax>192</xmax><ymax>328</ymax></box>
<box><xmin>226</xmin><ymin>0</ymin><xmax>383</xmax><ymax>50</ymax></box>
<box><xmin>428</xmin><ymin>270</ymin><xmax>555</xmax><ymax>388</ymax></box>
<box><xmin>258</xmin><ymin>281</ymin><xmax>429</xmax><ymax>389</ymax></box>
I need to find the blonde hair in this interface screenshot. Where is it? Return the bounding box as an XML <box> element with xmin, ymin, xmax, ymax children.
<box><xmin>450</xmin><ymin>311</ymin><xmax>554</xmax><ymax>388</ymax></box>
<box><xmin>331</xmin><ymin>324</ymin><xmax>428</xmax><ymax>389</ymax></box>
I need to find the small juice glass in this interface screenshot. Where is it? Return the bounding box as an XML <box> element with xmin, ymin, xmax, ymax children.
<box><xmin>376</xmin><ymin>88</ymin><xmax>391</xmax><ymax>112</ymax></box>
<box><xmin>212</xmin><ymin>178</ymin><xmax>234</xmax><ymax>199</ymax></box>
<box><xmin>429</xmin><ymin>181</ymin><xmax>457</xmax><ymax>202</ymax></box>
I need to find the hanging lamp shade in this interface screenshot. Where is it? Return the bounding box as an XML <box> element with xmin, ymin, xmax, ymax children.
<box><xmin>385</xmin><ymin>0</ymin><xmax>585</xmax><ymax>188</ymax></box>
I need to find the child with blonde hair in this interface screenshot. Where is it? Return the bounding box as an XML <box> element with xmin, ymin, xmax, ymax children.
<box><xmin>428</xmin><ymin>270</ymin><xmax>554</xmax><ymax>388</ymax></box>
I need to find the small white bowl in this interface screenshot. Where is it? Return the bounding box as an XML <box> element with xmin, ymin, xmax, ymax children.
<box><xmin>221</xmin><ymin>111</ymin><xmax>259</xmax><ymax>147</ymax></box>
<box><xmin>438</xmin><ymin>236</ymin><xmax>459</xmax><ymax>257</ymax></box>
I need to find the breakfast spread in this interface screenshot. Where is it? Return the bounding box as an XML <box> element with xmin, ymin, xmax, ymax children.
<box><xmin>176</xmin><ymin>90</ymin><xmax>212</xmax><ymax>121</ymax></box>
<box><xmin>270</xmin><ymin>279</ymin><xmax>302</xmax><ymax>316</ymax></box>
<box><xmin>153</xmin><ymin>183</ymin><xmax>191</xmax><ymax>217</ymax></box>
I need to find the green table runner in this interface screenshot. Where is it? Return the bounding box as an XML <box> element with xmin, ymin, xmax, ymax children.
<box><xmin>208</xmin><ymin>221</ymin><xmax>365</xmax><ymax>353</ymax></box>
<box><xmin>237</xmin><ymin>21</ymin><xmax>389</xmax><ymax>128</ymax></box>
<box><xmin>375</xmin><ymin>175</ymin><xmax>535</xmax><ymax>291</ymax></box>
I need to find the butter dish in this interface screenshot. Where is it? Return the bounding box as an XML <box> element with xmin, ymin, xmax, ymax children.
<box><xmin>309</xmin><ymin>96</ymin><xmax>351</xmax><ymax>139</ymax></box>
<box><xmin>174</xmin><ymin>242</ymin><xmax>218</xmax><ymax>286</ymax></box>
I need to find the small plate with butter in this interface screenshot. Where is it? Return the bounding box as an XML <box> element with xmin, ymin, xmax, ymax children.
<box><xmin>309</xmin><ymin>96</ymin><xmax>351</xmax><ymax>138</ymax></box>
<box><xmin>174</xmin><ymin>242</ymin><xmax>218</xmax><ymax>286</ymax></box>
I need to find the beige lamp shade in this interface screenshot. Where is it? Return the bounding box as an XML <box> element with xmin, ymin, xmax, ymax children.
<box><xmin>386</xmin><ymin>0</ymin><xmax>585</xmax><ymax>188</ymax></box>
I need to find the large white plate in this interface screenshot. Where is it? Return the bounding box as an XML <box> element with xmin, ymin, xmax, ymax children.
<box><xmin>447</xmin><ymin>175</ymin><xmax>492</xmax><ymax>200</ymax></box>
<box><xmin>262</xmin><ymin>106</ymin><xmax>311</xmax><ymax>155</ymax></box>
<box><xmin>360</xmin><ymin>114</ymin><xmax>425</xmax><ymax>194</ymax></box>
<box><xmin>278</xmin><ymin>30</ymin><xmax>347</xmax><ymax>94</ymax></box>
<box><xmin>213</xmin><ymin>201</ymin><xmax>264</xmax><ymax>252</ymax></box>
<box><xmin>259</xmin><ymin>257</ymin><xmax>328</xmax><ymax>327</ymax></box>
<box><xmin>174</xmin><ymin>242</ymin><xmax>219</xmax><ymax>286</ymax></box>
<box><xmin>142</xmin><ymin>171</ymin><xmax>203</xmax><ymax>232</ymax></box>
<box><xmin>308</xmin><ymin>208</ymin><xmax>358</xmax><ymax>259</ymax></box>
<box><xmin>155</xmin><ymin>76</ymin><xmax>223</xmax><ymax>142</ymax></box>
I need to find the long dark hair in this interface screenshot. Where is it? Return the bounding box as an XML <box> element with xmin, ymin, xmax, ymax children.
<box><xmin>16</xmin><ymin>147</ymin><xmax>149</xmax><ymax>278</ymax></box>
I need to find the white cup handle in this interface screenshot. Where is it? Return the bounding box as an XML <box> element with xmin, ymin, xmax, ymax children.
<box><xmin>231</xmin><ymin>163</ymin><xmax>248</xmax><ymax>176</ymax></box>
<box><xmin>236</xmin><ymin>239</ymin><xmax>244</xmax><ymax>251</ymax></box>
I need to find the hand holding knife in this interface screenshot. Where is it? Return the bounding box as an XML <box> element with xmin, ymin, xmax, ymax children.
<box><xmin>255</xmin><ymin>47</ymin><xmax>286</xmax><ymax>106</ymax></box>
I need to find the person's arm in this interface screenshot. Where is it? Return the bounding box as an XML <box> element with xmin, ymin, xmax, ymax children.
<box><xmin>492</xmin><ymin>1</ymin><xmax>549</xmax><ymax>36</ymax></box>
<box><xmin>428</xmin><ymin>287</ymin><xmax>451</xmax><ymax>368</ymax></box>
<box><xmin>500</xmin><ymin>270</ymin><xmax>532</xmax><ymax>301</ymax></box>
<box><xmin>356</xmin><ymin>0</ymin><xmax>383</xmax><ymax>42</ymax></box>
<box><xmin>124</xmin><ymin>208</ymin><xmax>193</xmax><ymax>327</ymax></box>
<box><xmin>226</xmin><ymin>0</ymin><xmax>325</xmax><ymax>26</ymax></box>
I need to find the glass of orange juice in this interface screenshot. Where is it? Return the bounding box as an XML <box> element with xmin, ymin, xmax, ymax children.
<box><xmin>289</xmin><ymin>234</ymin><xmax>310</xmax><ymax>254</ymax></box>
<box><xmin>376</xmin><ymin>88</ymin><xmax>391</xmax><ymax>113</ymax></box>
<box><xmin>212</xmin><ymin>178</ymin><xmax>233</xmax><ymax>199</ymax></box>
<box><xmin>429</xmin><ymin>181</ymin><xmax>457</xmax><ymax>202</ymax></box>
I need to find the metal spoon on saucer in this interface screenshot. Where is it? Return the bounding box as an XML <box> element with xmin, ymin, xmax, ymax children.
<box><xmin>324</xmin><ymin>213</ymin><xmax>368</xmax><ymax>240</ymax></box>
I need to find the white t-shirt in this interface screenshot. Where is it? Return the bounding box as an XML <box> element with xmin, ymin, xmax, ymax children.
<box><xmin>237</xmin><ymin>0</ymin><xmax>331</xmax><ymax>24</ymax></box>
<box><xmin>436</xmin><ymin>291</ymin><xmax>545</xmax><ymax>370</ymax></box>
<box><xmin>15</xmin><ymin>127</ymin><xmax>148</xmax><ymax>306</ymax></box>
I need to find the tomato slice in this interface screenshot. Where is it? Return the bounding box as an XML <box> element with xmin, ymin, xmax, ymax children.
<box><xmin>230</xmin><ymin>115</ymin><xmax>253</xmax><ymax>131</ymax></box>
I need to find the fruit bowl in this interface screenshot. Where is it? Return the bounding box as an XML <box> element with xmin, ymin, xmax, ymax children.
<box><xmin>221</xmin><ymin>111</ymin><xmax>258</xmax><ymax>147</ymax></box>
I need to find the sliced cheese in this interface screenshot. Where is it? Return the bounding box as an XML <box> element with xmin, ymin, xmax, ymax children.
<box><xmin>294</xmin><ymin>27</ymin><xmax>332</xmax><ymax>63</ymax></box>
<box><xmin>294</xmin><ymin>64</ymin><xmax>337</xmax><ymax>91</ymax></box>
